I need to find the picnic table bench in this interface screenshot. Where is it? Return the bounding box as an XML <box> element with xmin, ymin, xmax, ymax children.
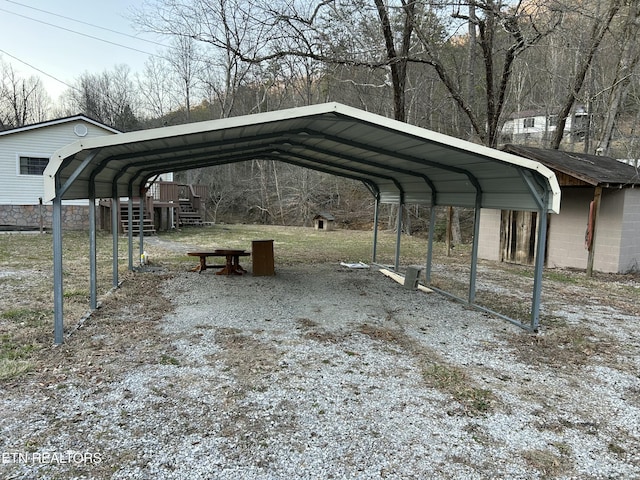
<box><xmin>188</xmin><ymin>249</ymin><xmax>250</xmax><ymax>275</ymax></box>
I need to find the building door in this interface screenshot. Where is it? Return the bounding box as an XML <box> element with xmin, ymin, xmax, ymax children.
<box><xmin>500</xmin><ymin>210</ymin><xmax>538</xmax><ymax>265</ymax></box>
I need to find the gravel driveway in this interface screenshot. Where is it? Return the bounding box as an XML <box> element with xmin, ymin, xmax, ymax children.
<box><xmin>1</xmin><ymin>262</ymin><xmax>639</xmax><ymax>479</ymax></box>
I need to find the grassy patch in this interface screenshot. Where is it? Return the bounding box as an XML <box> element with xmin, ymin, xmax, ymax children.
<box><xmin>159</xmin><ymin>354</ymin><xmax>180</xmax><ymax>366</ymax></box>
<box><xmin>0</xmin><ymin>335</ymin><xmax>40</xmax><ymax>360</ymax></box>
<box><xmin>0</xmin><ymin>358</ymin><xmax>33</xmax><ymax>381</ymax></box>
<box><xmin>63</xmin><ymin>289</ymin><xmax>90</xmax><ymax>299</ymax></box>
<box><xmin>544</xmin><ymin>271</ymin><xmax>585</xmax><ymax>285</ymax></box>
<box><xmin>0</xmin><ymin>327</ymin><xmax>38</xmax><ymax>380</ymax></box>
<box><xmin>522</xmin><ymin>448</ymin><xmax>572</xmax><ymax>479</ymax></box>
<box><xmin>423</xmin><ymin>363</ymin><xmax>495</xmax><ymax>414</ymax></box>
<box><xmin>475</xmin><ymin>291</ymin><xmax>532</xmax><ymax>324</ymax></box>
<box><xmin>608</xmin><ymin>442</ymin><xmax>627</xmax><ymax>455</ymax></box>
<box><xmin>0</xmin><ymin>308</ymin><xmax>49</xmax><ymax>327</ymax></box>
<box><xmin>153</xmin><ymin>224</ymin><xmax>432</xmax><ymax>268</ymax></box>
<box><xmin>0</xmin><ymin>230</ymin><xmax>171</xmax><ymax>382</ymax></box>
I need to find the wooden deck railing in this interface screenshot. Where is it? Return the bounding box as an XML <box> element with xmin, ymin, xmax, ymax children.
<box><xmin>148</xmin><ymin>181</ymin><xmax>208</xmax><ymax>223</ymax></box>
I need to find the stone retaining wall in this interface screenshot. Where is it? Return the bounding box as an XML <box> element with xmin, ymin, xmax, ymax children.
<box><xmin>0</xmin><ymin>204</ymin><xmax>91</xmax><ymax>230</ymax></box>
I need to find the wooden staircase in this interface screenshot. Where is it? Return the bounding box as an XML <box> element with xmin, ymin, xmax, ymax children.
<box><xmin>120</xmin><ymin>201</ymin><xmax>156</xmax><ymax>236</ymax></box>
<box><xmin>98</xmin><ymin>183</ymin><xmax>207</xmax><ymax>234</ymax></box>
<box><xmin>178</xmin><ymin>198</ymin><xmax>203</xmax><ymax>227</ymax></box>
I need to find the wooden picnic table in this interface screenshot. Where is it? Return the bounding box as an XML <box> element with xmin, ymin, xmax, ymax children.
<box><xmin>187</xmin><ymin>249</ymin><xmax>250</xmax><ymax>275</ymax></box>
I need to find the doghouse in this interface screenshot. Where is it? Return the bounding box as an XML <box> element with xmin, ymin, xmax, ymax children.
<box><xmin>313</xmin><ymin>213</ymin><xmax>335</xmax><ymax>231</ymax></box>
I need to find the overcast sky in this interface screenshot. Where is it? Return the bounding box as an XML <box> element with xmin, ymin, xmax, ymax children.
<box><xmin>0</xmin><ymin>0</ymin><xmax>168</xmax><ymax>100</ymax></box>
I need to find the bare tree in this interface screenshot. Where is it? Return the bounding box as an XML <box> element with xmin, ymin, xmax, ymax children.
<box><xmin>165</xmin><ymin>36</ymin><xmax>203</xmax><ymax>122</ymax></box>
<box><xmin>63</xmin><ymin>65</ymin><xmax>142</xmax><ymax>131</ymax></box>
<box><xmin>593</xmin><ymin>1</ymin><xmax>640</xmax><ymax>156</ymax></box>
<box><xmin>137</xmin><ymin>56</ymin><xmax>178</xmax><ymax>122</ymax></box>
<box><xmin>161</xmin><ymin>0</ymin><xmax>559</xmax><ymax>145</ymax></box>
<box><xmin>133</xmin><ymin>0</ymin><xmax>269</xmax><ymax>118</ymax></box>
<box><xmin>0</xmin><ymin>59</ymin><xmax>51</xmax><ymax>129</ymax></box>
<box><xmin>550</xmin><ymin>0</ymin><xmax>623</xmax><ymax>149</ymax></box>
<box><xmin>407</xmin><ymin>1</ymin><xmax>562</xmax><ymax>146</ymax></box>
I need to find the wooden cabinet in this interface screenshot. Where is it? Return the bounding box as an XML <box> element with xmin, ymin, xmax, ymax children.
<box><xmin>252</xmin><ymin>240</ymin><xmax>275</xmax><ymax>276</ymax></box>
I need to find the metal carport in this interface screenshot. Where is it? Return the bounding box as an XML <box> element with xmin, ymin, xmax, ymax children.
<box><xmin>44</xmin><ymin>102</ymin><xmax>560</xmax><ymax>344</ymax></box>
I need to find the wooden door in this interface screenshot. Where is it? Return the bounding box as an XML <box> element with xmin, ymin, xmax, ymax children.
<box><xmin>500</xmin><ymin>210</ymin><xmax>538</xmax><ymax>265</ymax></box>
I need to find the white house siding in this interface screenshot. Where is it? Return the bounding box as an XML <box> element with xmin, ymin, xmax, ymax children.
<box><xmin>501</xmin><ymin>116</ymin><xmax>576</xmax><ymax>138</ymax></box>
<box><xmin>0</xmin><ymin>120</ymin><xmax>113</xmax><ymax>205</ymax></box>
<box><xmin>618</xmin><ymin>189</ymin><xmax>640</xmax><ymax>273</ymax></box>
<box><xmin>478</xmin><ymin>209</ymin><xmax>502</xmax><ymax>261</ymax></box>
<box><xmin>0</xmin><ymin>119</ymin><xmax>117</xmax><ymax>229</ymax></box>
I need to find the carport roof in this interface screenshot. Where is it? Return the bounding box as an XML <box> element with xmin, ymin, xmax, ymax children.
<box><xmin>44</xmin><ymin>102</ymin><xmax>560</xmax><ymax>213</ymax></box>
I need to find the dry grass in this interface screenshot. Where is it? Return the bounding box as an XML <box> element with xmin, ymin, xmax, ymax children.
<box><xmin>357</xmin><ymin>322</ymin><xmax>497</xmax><ymax>415</ymax></box>
<box><xmin>522</xmin><ymin>448</ymin><xmax>573</xmax><ymax>479</ymax></box>
<box><xmin>505</xmin><ymin>325</ymin><xmax>621</xmax><ymax>370</ymax></box>
<box><xmin>151</xmin><ymin>223</ymin><xmax>431</xmax><ymax>267</ymax></box>
<box><xmin>0</xmin><ymin>230</ymin><xmax>169</xmax><ymax>383</ymax></box>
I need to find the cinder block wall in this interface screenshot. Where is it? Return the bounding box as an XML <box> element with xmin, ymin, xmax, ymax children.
<box><xmin>592</xmin><ymin>190</ymin><xmax>624</xmax><ymax>273</ymax></box>
<box><xmin>478</xmin><ymin>209</ymin><xmax>502</xmax><ymax>261</ymax></box>
<box><xmin>618</xmin><ymin>189</ymin><xmax>640</xmax><ymax>273</ymax></box>
<box><xmin>546</xmin><ymin>188</ymin><xmax>592</xmax><ymax>269</ymax></box>
<box><xmin>547</xmin><ymin>188</ymin><xmax>624</xmax><ymax>273</ymax></box>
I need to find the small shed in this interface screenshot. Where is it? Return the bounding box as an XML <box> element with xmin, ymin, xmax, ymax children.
<box><xmin>479</xmin><ymin>145</ymin><xmax>640</xmax><ymax>274</ymax></box>
<box><xmin>313</xmin><ymin>212</ymin><xmax>335</xmax><ymax>231</ymax></box>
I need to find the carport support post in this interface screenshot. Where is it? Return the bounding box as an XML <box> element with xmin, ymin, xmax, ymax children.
<box><xmin>426</xmin><ymin>205</ymin><xmax>437</xmax><ymax>283</ymax></box>
<box><xmin>468</xmin><ymin>200</ymin><xmax>482</xmax><ymax>304</ymax></box>
<box><xmin>139</xmin><ymin>194</ymin><xmax>145</xmax><ymax>260</ymax></box>
<box><xmin>394</xmin><ymin>201</ymin><xmax>403</xmax><ymax>271</ymax></box>
<box><xmin>372</xmin><ymin>195</ymin><xmax>380</xmax><ymax>263</ymax></box>
<box><xmin>89</xmin><ymin>184</ymin><xmax>97</xmax><ymax>310</ymax></box>
<box><xmin>111</xmin><ymin>197</ymin><xmax>119</xmax><ymax>288</ymax></box>
<box><xmin>127</xmin><ymin>197</ymin><xmax>134</xmax><ymax>270</ymax></box>
<box><xmin>531</xmin><ymin>207</ymin><xmax>549</xmax><ymax>331</ymax></box>
<box><xmin>53</xmin><ymin>191</ymin><xmax>64</xmax><ymax>345</ymax></box>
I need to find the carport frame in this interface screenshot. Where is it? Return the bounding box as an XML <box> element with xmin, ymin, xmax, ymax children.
<box><xmin>45</xmin><ymin>103</ymin><xmax>560</xmax><ymax>344</ymax></box>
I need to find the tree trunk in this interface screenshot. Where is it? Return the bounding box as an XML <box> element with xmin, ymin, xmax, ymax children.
<box><xmin>373</xmin><ymin>0</ymin><xmax>414</xmax><ymax>122</ymax></box>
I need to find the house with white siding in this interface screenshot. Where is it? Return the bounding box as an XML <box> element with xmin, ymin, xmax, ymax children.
<box><xmin>0</xmin><ymin>115</ymin><xmax>120</xmax><ymax>229</ymax></box>
<box><xmin>500</xmin><ymin>108</ymin><xmax>589</xmax><ymax>144</ymax></box>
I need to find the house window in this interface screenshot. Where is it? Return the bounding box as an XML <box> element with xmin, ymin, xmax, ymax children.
<box><xmin>523</xmin><ymin>117</ymin><xmax>535</xmax><ymax>128</ymax></box>
<box><xmin>547</xmin><ymin>115</ymin><xmax>558</xmax><ymax>127</ymax></box>
<box><xmin>19</xmin><ymin>156</ymin><xmax>49</xmax><ymax>175</ymax></box>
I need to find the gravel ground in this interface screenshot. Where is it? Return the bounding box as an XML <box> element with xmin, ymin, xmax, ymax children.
<box><xmin>1</xmin><ymin>260</ymin><xmax>639</xmax><ymax>479</ymax></box>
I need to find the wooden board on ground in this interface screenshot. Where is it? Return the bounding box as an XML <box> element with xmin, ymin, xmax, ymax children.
<box><xmin>378</xmin><ymin>268</ymin><xmax>433</xmax><ymax>293</ymax></box>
